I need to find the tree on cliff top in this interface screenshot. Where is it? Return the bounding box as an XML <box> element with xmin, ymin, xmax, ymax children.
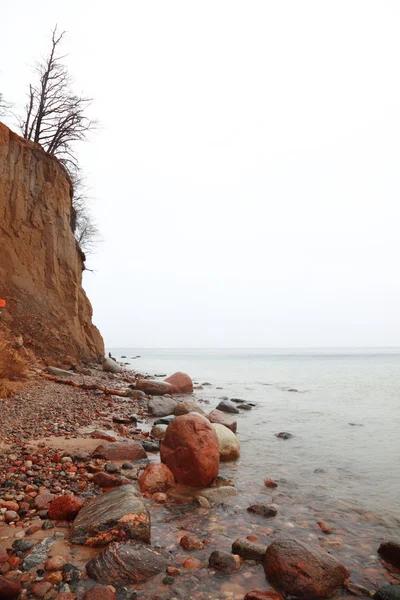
<box><xmin>0</xmin><ymin>92</ymin><xmax>11</xmax><ymax>117</ymax></box>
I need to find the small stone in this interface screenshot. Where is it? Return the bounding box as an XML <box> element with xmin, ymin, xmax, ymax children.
<box><xmin>275</xmin><ymin>432</ymin><xmax>293</xmax><ymax>440</ymax></box>
<box><xmin>12</xmin><ymin>539</ymin><xmax>35</xmax><ymax>552</ymax></box>
<box><xmin>83</xmin><ymin>585</ymin><xmax>117</xmax><ymax>600</ymax></box>
<box><xmin>264</xmin><ymin>479</ymin><xmax>278</xmax><ymax>488</ymax></box>
<box><xmin>105</xmin><ymin>463</ymin><xmax>119</xmax><ymax>474</ymax></box>
<box><xmin>247</xmin><ymin>504</ymin><xmax>278</xmax><ymax>518</ymax></box>
<box><xmin>31</xmin><ymin>580</ymin><xmax>53</xmax><ymax>598</ymax></box>
<box><xmin>232</xmin><ymin>538</ymin><xmax>267</xmax><ymax>561</ymax></box>
<box><xmin>0</xmin><ymin>576</ymin><xmax>21</xmax><ymax>599</ymax></box>
<box><xmin>152</xmin><ymin>493</ymin><xmax>167</xmax><ymax>503</ymax></box>
<box><xmin>208</xmin><ymin>550</ymin><xmax>242</xmax><ymax>572</ymax></box>
<box><xmin>182</xmin><ymin>557</ymin><xmax>201</xmax><ymax>569</ymax></box>
<box><xmin>45</xmin><ymin>555</ymin><xmax>66</xmax><ymax>571</ymax></box>
<box><xmin>317</xmin><ymin>521</ymin><xmax>333</xmax><ymax>534</ymax></box>
<box><xmin>4</xmin><ymin>511</ymin><xmax>19</xmax><ymax>523</ymax></box>
<box><xmin>180</xmin><ymin>534</ymin><xmax>204</xmax><ymax>551</ymax></box>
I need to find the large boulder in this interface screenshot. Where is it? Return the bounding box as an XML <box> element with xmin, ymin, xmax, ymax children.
<box><xmin>103</xmin><ymin>357</ymin><xmax>122</xmax><ymax>374</ymax></box>
<box><xmin>211</xmin><ymin>423</ymin><xmax>240</xmax><ymax>461</ymax></box>
<box><xmin>263</xmin><ymin>539</ymin><xmax>348</xmax><ymax>599</ymax></box>
<box><xmin>378</xmin><ymin>540</ymin><xmax>400</xmax><ymax>568</ymax></box>
<box><xmin>207</xmin><ymin>408</ymin><xmax>237</xmax><ymax>433</ymax></box>
<box><xmin>148</xmin><ymin>396</ymin><xmax>178</xmax><ymax>417</ymax></box>
<box><xmin>0</xmin><ymin>576</ymin><xmax>21</xmax><ymax>600</ymax></box>
<box><xmin>92</xmin><ymin>441</ymin><xmax>147</xmax><ymax>461</ymax></box>
<box><xmin>136</xmin><ymin>379</ymin><xmax>174</xmax><ymax>395</ymax></box>
<box><xmin>71</xmin><ymin>486</ymin><xmax>150</xmax><ymax>546</ymax></box>
<box><xmin>164</xmin><ymin>372</ymin><xmax>193</xmax><ymax>393</ymax></box>
<box><xmin>86</xmin><ymin>541</ymin><xmax>168</xmax><ymax>585</ymax></box>
<box><xmin>138</xmin><ymin>463</ymin><xmax>175</xmax><ymax>494</ymax></box>
<box><xmin>160</xmin><ymin>414</ymin><xmax>219</xmax><ymax>487</ymax></box>
<box><xmin>48</xmin><ymin>495</ymin><xmax>84</xmax><ymax>521</ymax></box>
<box><xmin>174</xmin><ymin>400</ymin><xmax>206</xmax><ymax>416</ymax></box>
<box><xmin>216</xmin><ymin>399</ymin><xmax>240</xmax><ymax>414</ymax></box>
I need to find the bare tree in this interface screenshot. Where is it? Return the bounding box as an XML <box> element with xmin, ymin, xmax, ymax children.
<box><xmin>0</xmin><ymin>92</ymin><xmax>11</xmax><ymax>117</ymax></box>
<box><xmin>70</xmin><ymin>171</ymin><xmax>101</xmax><ymax>255</ymax></box>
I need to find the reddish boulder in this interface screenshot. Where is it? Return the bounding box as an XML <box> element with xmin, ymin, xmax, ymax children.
<box><xmin>93</xmin><ymin>472</ymin><xmax>130</xmax><ymax>489</ymax></box>
<box><xmin>135</xmin><ymin>379</ymin><xmax>174</xmax><ymax>395</ymax></box>
<box><xmin>160</xmin><ymin>414</ymin><xmax>219</xmax><ymax>487</ymax></box>
<box><xmin>207</xmin><ymin>409</ymin><xmax>237</xmax><ymax>433</ymax></box>
<box><xmin>34</xmin><ymin>489</ymin><xmax>56</xmax><ymax>510</ymax></box>
<box><xmin>138</xmin><ymin>463</ymin><xmax>175</xmax><ymax>494</ymax></box>
<box><xmin>165</xmin><ymin>372</ymin><xmax>193</xmax><ymax>394</ymax></box>
<box><xmin>92</xmin><ymin>441</ymin><xmax>147</xmax><ymax>461</ymax></box>
<box><xmin>48</xmin><ymin>495</ymin><xmax>84</xmax><ymax>521</ymax></box>
<box><xmin>263</xmin><ymin>538</ymin><xmax>349</xmax><ymax>599</ymax></box>
<box><xmin>83</xmin><ymin>586</ymin><xmax>117</xmax><ymax>600</ymax></box>
<box><xmin>244</xmin><ymin>592</ymin><xmax>284</xmax><ymax>600</ymax></box>
<box><xmin>0</xmin><ymin>576</ymin><xmax>21</xmax><ymax>600</ymax></box>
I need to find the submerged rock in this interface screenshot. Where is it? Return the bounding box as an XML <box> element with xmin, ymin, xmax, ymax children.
<box><xmin>92</xmin><ymin>441</ymin><xmax>147</xmax><ymax>461</ymax></box>
<box><xmin>196</xmin><ymin>486</ymin><xmax>237</xmax><ymax>504</ymax></box>
<box><xmin>164</xmin><ymin>372</ymin><xmax>194</xmax><ymax>394</ymax></box>
<box><xmin>71</xmin><ymin>486</ymin><xmax>150</xmax><ymax>546</ymax></box>
<box><xmin>275</xmin><ymin>432</ymin><xmax>293</xmax><ymax>440</ymax></box>
<box><xmin>232</xmin><ymin>538</ymin><xmax>267</xmax><ymax>561</ymax></box>
<box><xmin>216</xmin><ymin>399</ymin><xmax>240</xmax><ymax>414</ymax></box>
<box><xmin>207</xmin><ymin>409</ymin><xmax>237</xmax><ymax>433</ymax></box>
<box><xmin>160</xmin><ymin>414</ymin><xmax>219</xmax><ymax>487</ymax></box>
<box><xmin>248</xmin><ymin>503</ymin><xmax>278</xmax><ymax>518</ymax></box>
<box><xmin>148</xmin><ymin>397</ymin><xmax>178</xmax><ymax>417</ymax></box>
<box><xmin>138</xmin><ymin>463</ymin><xmax>175</xmax><ymax>494</ymax></box>
<box><xmin>378</xmin><ymin>540</ymin><xmax>400</xmax><ymax>568</ymax></box>
<box><xmin>263</xmin><ymin>538</ymin><xmax>348</xmax><ymax>599</ymax></box>
<box><xmin>86</xmin><ymin>541</ymin><xmax>168</xmax><ymax>585</ymax></box>
<box><xmin>209</xmin><ymin>550</ymin><xmax>242</xmax><ymax>572</ymax></box>
<box><xmin>136</xmin><ymin>379</ymin><xmax>174</xmax><ymax>396</ymax></box>
<box><xmin>211</xmin><ymin>423</ymin><xmax>240</xmax><ymax>461</ymax></box>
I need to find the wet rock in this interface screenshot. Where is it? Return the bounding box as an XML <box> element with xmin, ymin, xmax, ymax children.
<box><xmin>160</xmin><ymin>414</ymin><xmax>219</xmax><ymax>487</ymax></box>
<box><xmin>164</xmin><ymin>372</ymin><xmax>194</xmax><ymax>394</ymax></box>
<box><xmin>23</xmin><ymin>536</ymin><xmax>56</xmax><ymax>570</ymax></box>
<box><xmin>196</xmin><ymin>486</ymin><xmax>237</xmax><ymax>504</ymax></box>
<box><xmin>317</xmin><ymin>520</ymin><xmax>334</xmax><ymax>534</ymax></box>
<box><xmin>182</xmin><ymin>557</ymin><xmax>201</xmax><ymax>569</ymax></box>
<box><xmin>62</xmin><ymin>563</ymin><xmax>82</xmax><ymax>588</ymax></box>
<box><xmin>71</xmin><ymin>486</ymin><xmax>150</xmax><ymax>546</ymax></box>
<box><xmin>374</xmin><ymin>585</ymin><xmax>400</xmax><ymax>600</ymax></box>
<box><xmin>105</xmin><ymin>463</ymin><xmax>119</xmax><ymax>473</ymax></box>
<box><xmin>31</xmin><ymin>580</ymin><xmax>53</xmax><ymax>598</ymax></box>
<box><xmin>346</xmin><ymin>582</ymin><xmax>373</xmax><ymax>596</ymax></box>
<box><xmin>151</xmin><ymin>424</ymin><xmax>168</xmax><ymax>440</ymax></box>
<box><xmin>93</xmin><ymin>472</ymin><xmax>130</xmax><ymax>489</ymax></box>
<box><xmin>4</xmin><ymin>510</ymin><xmax>18</xmax><ymax>523</ymax></box>
<box><xmin>238</xmin><ymin>403</ymin><xmax>253</xmax><ymax>410</ymax></box>
<box><xmin>275</xmin><ymin>432</ymin><xmax>293</xmax><ymax>440</ymax></box>
<box><xmin>83</xmin><ymin>586</ymin><xmax>117</xmax><ymax>600</ymax></box>
<box><xmin>216</xmin><ymin>399</ymin><xmax>240</xmax><ymax>414</ymax></box>
<box><xmin>45</xmin><ymin>555</ymin><xmax>66</xmax><ymax>571</ymax></box>
<box><xmin>148</xmin><ymin>397</ymin><xmax>178</xmax><ymax>417</ymax></box>
<box><xmin>136</xmin><ymin>379</ymin><xmax>174</xmax><ymax>396</ymax></box>
<box><xmin>263</xmin><ymin>538</ymin><xmax>348</xmax><ymax>598</ymax></box>
<box><xmin>86</xmin><ymin>541</ymin><xmax>168</xmax><ymax>584</ymax></box>
<box><xmin>180</xmin><ymin>534</ymin><xmax>204</xmax><ymax>551</ymax></box>
<box><xmin>90</xmin><ymin>430</ymin><xmax>120</xmax><ymax>442</ymax></box>
<box><xmin>141</xmin><ymin>441</ymin><xmax>160</xmax><ymax>452</ymax></box>
<box><xmin>208</xmin><ymin>550</ymin><xmax>241</xmax><ymax>572</ymax></box>
<box><xmin>244</xmin><ymin>592</ymin><xmax>284</xmax><ymax>600</ymax></box>
<box><xmin>48</xmin><ymin>495</ymin><xmax>84</xmax><ymax>521</ymax></box>
<box><xmin>173</xmin><ymin>400</ymin><xmax>205</xmax><ymax>416</ymax></box>
<box><xmin>248</xmin><ymin>504</ymin><xmax>278</xmax><ymax>518</ymax></box>
<box><xmin>138</xmin><ymin>463</ymin><xmax>175</xmax><ymax>494</ymax></box>
<box><xmin>0</xmin><ymin>576</ymin><xmax>21</xmax><ymax>600</ymax></box>
<box><xmin>207</xmin><ymin>409</ymin><xmax>237</xmax><ymax>433</ymax></box>
<box><xmin>103</xmin><ymin>357</ymin><xmax>122</xmax><ymax>374</ymax></box>
<box><xmin>47</xmin><ymin>366</ymin><xmax>73</xmax><ymax>377</ymax></box>
<box><xmin>378</xmin><ymin>540</ymin><xmax>400</xmax><ymax>568</ymax></box>
<box><xmin>211</xmin><ymin>423</ymin><xmax>240</xmax><ymax>461</ymax></box>
<box><xmin>264</xmin><ymin>479</ymin><xmax>278</xmax><ymax>488</ymax></box>
<box><xmin>232</xmin><ymin>538</ymin><xmax>267</xmax><ymax>561</ymax></box>
<box><xmin>153</xmin><ymin>416</ymin><xmax>175</xmax><ymax>426</ymax></box>
<box><xmin>12</xmin><ymin>538</ymin><xmax>35</xmax><ymax>552</ymax></box>
<box><xmin>55</xmin><ymin>593</ymin><xmax>76</xmax><ymax>600</ymax></box>
<box><xmin>152</xmin><ymin>492</ymin><xmax>167</xmax><ymax>503</ymax></box>
<box><xmin>92</xmin><ymin>441</ymin><xmax>147</xmax><ymax>461</ymax></box>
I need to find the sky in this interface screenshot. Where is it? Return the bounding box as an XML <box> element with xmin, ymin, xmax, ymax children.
<box><xmin>1</xmin><ymin>1</ymin><xmax>400</xmax><ymax>348</ymax></box>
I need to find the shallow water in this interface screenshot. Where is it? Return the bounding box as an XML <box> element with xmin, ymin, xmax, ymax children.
<box><xmin>110</xmin><ymin>348</ymin><xmax>400</xmax><ymax>597</ymax></box>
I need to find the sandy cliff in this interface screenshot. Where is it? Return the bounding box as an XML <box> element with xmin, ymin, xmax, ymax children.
<box><xmin>0</xmin><ymin>122</ymin><xmax>104</xmax><ymax>365</ymax></box>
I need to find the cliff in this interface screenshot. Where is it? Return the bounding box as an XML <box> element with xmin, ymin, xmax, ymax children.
<box><xmin>0</xmin><ymin>122</ymin><xmax>104</xmax><ymax>366</ymax></box>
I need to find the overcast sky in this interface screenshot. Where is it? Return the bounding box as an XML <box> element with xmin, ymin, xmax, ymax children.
<box><xmin>2</xmin><ymin>1</ymin><xmax>400</xmax><ymax>347</ymax></box>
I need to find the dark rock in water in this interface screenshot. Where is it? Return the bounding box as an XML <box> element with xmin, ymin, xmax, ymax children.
<box><xmin>275</xmin><ymin>432</ymin><xmax>293</xmax><ymax>440</ymax></box>
<box><xmin>0</xmin><ymin>576</ymin><xmax>21</xmax><ymax>600</ymax></box>
<box><xmin>378</xmin><ymin>540</ymin><xmax>400</xmax><ymax>568</ymax></box>
<box><xmin>148</xmin><ymin>396</ymin><xmax>178</xmax><ymax>417</ymax></box>
<box><xmin>263</xmin><ymin>538</ymin><xmax>348</xmax><ymax>599</ymax></box>
<box><xmin>63</xmin><ymin>563</ymin><xmax>82</xmax><ymax>590</ymax></box>
<box><xmin>141</xmin><ymin>441</ymin><xmax>160</xmax><ymax>453</ymax></box>
<box><xmin>232</xmin><ymin>538</ymin><xmax>267</xmax><ymax>561</ymax></box>
<box><xmin>314</xmin><ymin>468</ymin><xmax>326</xmax><ymax>473</ymax></box>
<box><xmin>12</xmin><ymin>539</ymin><xmax>35</xmax><ymax>552</ymax></box>
<box><xmin>248</xmin><ymin>504</ymin><xmax>278</xmax><ymax>518</ymax></box>
<box><xmin>374</xmin><ymin>585</ymin><xmax>400</xmax><ymax>600</ymax></box>
<box><xmin>23</xmin><ymin>536</ymin><xmax>56</xmax><ymax>570</ymax></box>
<box><xmin>92</xmin><ymin>441</ymin><xmax>147</xmax><ymax>461</ymax></box>
<box><xmin>230</xmin><ymin>398</ymin><xmax>246</xmax><ymax>403</ymax></box>
<box><xmin>112</xmin><ymin>415</ymin><xmax>132</xmax><ymax>424</ymax></box>
<box><xmin>209</xmin><ymin>550</ymin><xmax>242</xmax><ymax>572</ymax></box>
<box><xmin>71</xmin><ymin>486</ymin><xmax>150</xmax><ymax>546</ymax></box>
<box><xmin>86</xmin><ymin>541</ymin><xmax>169</xmax><ymax>584</ymax></box>
<box><xmin>349</xmin><ymin>422</ymin><xmax>364</xmax><ymax>426</ymax></box>
<box><xmin>287</xmin><ymin>388</ymin><xmax>298</xmax><ymax>392</ymax></box>
<box><xmin>202</xmin><ymin>382</ymin><xmax>212</xmax><ymax>386</ymax></box>
<box><xmin>237</xmin><ymin>403</ymin><xmax>252</xmax><ymax>410</ymax></box>
<box><xmin>154</xmin><ymin>415</ymin><xmax>175</xmax><ymax>426</ymax></box>
<box><xmin>216</xmin><ymin>400</ymin><xmax>240</xmax><ymax>414</ymax></box>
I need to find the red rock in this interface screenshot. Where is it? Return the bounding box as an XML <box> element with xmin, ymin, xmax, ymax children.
<box><xmin>164</xmin><ymin>372</ymin><xmax>193</xmax><ymax>394</ymax></box>
<box><xmin>180</xmin><ymin>534</ymin><xmax>204</xmax><ymax>550</ymax></box>
<box><xmin>244</xmin><ymin>592</ymin><xmax>284</xmax><ymax>600</ymax></box>
<box><xmin>93</xmin><ymin>472</ymin><xmax>130</xmax><ymax>489</ymax></box>
<box><xmin>0</xmin><ymin>576</ymin><xmax>21</xmax><ymax>600</ymax></box>
<box><xmin>152</xmin><ymin>493</ymin><xmax>167</xmax><ymax>503</ymax></box>
<box><xmin>31</xmin><ymin>580</ymin><xmax>53</xmax><ymax>598</ymax></box>
<box><xmin>46</xmin><ymin>571</ymin><xmax>63</xmax><ymax>585</ymax></box>
<box><xmin>34</xmin><ymin>489</ymin><xmax>56</xmax><ymax>510</ymax></box>
<box><xmin>207</xmin><ymin>409</ymin><xmax>237</xmax><ymax>433</ymax></box>
<box><xmin>264</xmin><ymin>479</ymin><xmax>278</xmax><ymax>488</ymax></box>
<box><xmin>83</xmin><ymin>586</ymin><xmax>117</xmax><ymax>600</ymax></box>
<box><xmin>1</xmin><ymin>502</ymin><xmax>19</xmax><ymax>512</ymax></box>
<box><xmin>263</xmin><ymin>538</ymin><xmax>349</xmax><ymax>599</ymax></box>
<box><xmin>90</xmin><ymin>430</ymin><xmax>120</xmax><ymax>442</ymax></box>
<box><xmin>45</xmin><ymin>556</ymin><xmax>66</xmax><ymax>571</ymax></box>
<box><xmin>167</xmin><ymin>567</ymin><xmax>180</xmax><ymax>576</ymax></box>
<box><xmin>317</xmin><ymin>520</ymin><xmax>334</xmax><ymax>534</ymax></box>
<box><xmin>182</xmin><ymin>557</ymin><xmax>201</xmax><ymax>569</ymax></box>
<box><xmin>48</xmin><ymin>495</ymin><xmax>84</xmax><ymax>521</ymax></box>
<box><xmin>0</xmin><ymin>548</ymin><xmax>8</xmax><ymax>564</ymax></box>
<box><xmin>7</xmin><ymin>557</ymin><xmax>20</xmax><ymax>569</ymax></box>
<box><xmin>135</xmin><ymin>379</ymin><xmax>174</xmax><ymax>395</ymax></box>
<box><xmin>92</xmin><ymin>441</ymin><xmax>147</xmax><ymax>461</ymax></box>
<box><xmin>138</xmin><ymin>463</ymin><xmax>175</xmax><ymax>494</ymax></box>
<box><xmin>160</xmin><ymin>414</ymin><xmax>219</xmax><ymax>487</ymax></box>
<box><xmin>55</xmin><ymin>594</ymin><xmax>76</xmax><ymax>600</ymax></box>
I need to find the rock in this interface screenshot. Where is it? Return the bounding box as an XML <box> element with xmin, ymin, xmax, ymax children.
<box><xmin>55</xmin><ymin>594</ymin><xmax>77</xmax><ymax>600</ymax></box>
<box><xmin>71</xmin><ymin>486</ymin><xmax>150</xmax><ymax>546</ymax></box>
<box><xmin>275</xmin><ymin>432</ymin><xmax>293</xmax><ymax>440</ymax></box>
<box><xmin>136</xmin><ymin>379</ymin><xmax>174</xmax><ymax>395</ymax></box>
<box><xmin>238</xmin><ymin>402</ymin><xmax>253</xmax><ymax>410</ymax></box>
<box><xmin>105</xmin><ymin>463</ymin><xmax>119</xmax><ymax>473</ymax></box>
<box><xmin>173</xmin><ymin>400</ymin><xmax>205</xmax><ymax>416</ymax></box>
<box><xmin>4</xmin><ymin>511</ymin><xmax>18</xmax><ymax>523</ymax></box>
<box><xmin>232</xmin><ymin>538</ymin><xmax>267</xmax><ymax>561</ymax></box>
<box><xmin>374</xmin><ymin>585</ymin><xmax>400</xmax><ymax>600</ymax></box>
<box><xmin>153</xmin><ymin>416</ymin><xmax>175</xmax><ymax>426</ymax></box>
<box><xmin>152</xmin><ymin>492</ymin><xmax>167</xmax><ymax>503</ymax></box>
<box><xmin>264</xmin><ymin>479</ymin><xmax>278</xmax><ymax>488</ymax></box>
<box><xmin>148</xmin><ymin>396</ymin><xmax>178</xmax><ymax>417</ymax></box>
<box><xmin>44</xmin><ymin>555</ymin><xmax>66</xmax><ymax>571</ymax></box>
<box><xmin>90</xmin><ymin>430</ymin><xmax>120</xmax><ymax>442</ymax></box>
<box><xmin>141</xmin><ymin>440</ymin><xmax>160</xmax><ymax>452</ymax></box>
<box><xmin>138</xmin><ymin>463</ymin><xmax>175</xmax><ymax>494</ymax></box>
<box><xmin>207</xmin><ymin>409</ymin><xmax>237</xmax><ymax>433</ymax></box>
<box><xmin>151</xmin><ymin>424</ymin><xmax>168</xmax><ymax>440</ymax></box>
<box><xmin>182</xmin><ymin>557</ymin><xmax>201</xmax><ymax>569</ymax></box>
<box><xmin>0</xmin><ymin>576</ymin><xmax>21</xmax><ymax>600</ymax></box>
<box><xmin>93</xmin><ymin>472</ymin><xmax>130</xmax><ymax>489</ymax></box>
<box><xmin>195</xmin><ymin>496</ymin><xmax>211</xmax><ymax>508</ymax></box>
<box><xmin>12</xmin><ymin>539</ymin><xmax>35</xmax><ymax>552</ymax></box>
<box><xmin>83</xmin><ymin>586</ymin><xmax>117</xmax><ymax>600</ymax></box>
<box><xmin>180</xmin><ymin>534</ymin><xmax>204</xmax><ymax>551</ymax></box>
<box><xmin>263</xmin><ymin>538</ymin><xmax>348</xmax><ymax>599</ymax></box>
<box><xmin>23</xmin><ymin>536</ymin><xmax>56</xmax><ymax>570</ymax></box>
<box><xmin>103</xmin><ymin>357</ymin><xmax>122</xmax><ymax>373</ymax></box>
<box><xmin>378</xmin><ymin>540</ymin><xmax>400</xmax><ymax>568</ymax></box>
<box><xmin>216</xmin><ymin>399</ymin><xmax>240</xmax><ymax>414</ymax></box>
<box><xmin>248</xmin><ymin>504</ymin><xmax>278</xmax><ymax>518</ymax></box>
<box><xmin>244</xmin><ymin>592</ymin><xmax>284</xmax><ymax>600</ymax></box>
<box><xmin>31</xmin><ymin>581</ymin><xmax>53</xmax><ymax>598</ymax></box>
<box><xmin>196</xmin><ymin>486</ymin><xmax>237</xmax><ymax>504</ymax></box>
<box><xmin>34</xmin><ymin>489</ymin><xmax>55</xmax><ymax>510</ymax></box>
<box><xmin>317</xmin><ymin>521</ymin><xmax>334</xmax><ymax>534</ymax></box>
<box><xmin>86</xmin><ymin>541</ymin><xmax>168</xmax><ymax>584</ymax></box>
<box><xmin>48</xmin><ymin>495</ymin><xmax>84</xmax><ymax>521</ymax></box>
<box><xmin>211</xmin><ymin>423</ymin><xmax>240</xmax><ymax>461</ymax></box>
<box><xmin>160</xmin><ymin>414</ymin><xmax>219</xmax><ymax>487</ymax></box>
<box><xmin>92</xmin><ymin>441</ymin><xmax>147</xmax><ymax>461</ymax></box>
<box><xmin>164</xmin><ymin>372</ymin><xmax>194</xmax><ymax>394</ymax></box>
<box><xmin>208</xmin><ymin>550</ymin><xmax>241</xmax><ymax>572</ymax></box>
<box><xmin>47</xmin><ymin>366</ymin><xmax>73</xmax><ymax>377</ymax></box>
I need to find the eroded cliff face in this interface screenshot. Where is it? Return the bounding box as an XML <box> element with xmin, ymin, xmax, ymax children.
<box><xmin>0</xmin><ymin>122</ymin><xmax>104</xmax><ymax>365</ymax></box>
